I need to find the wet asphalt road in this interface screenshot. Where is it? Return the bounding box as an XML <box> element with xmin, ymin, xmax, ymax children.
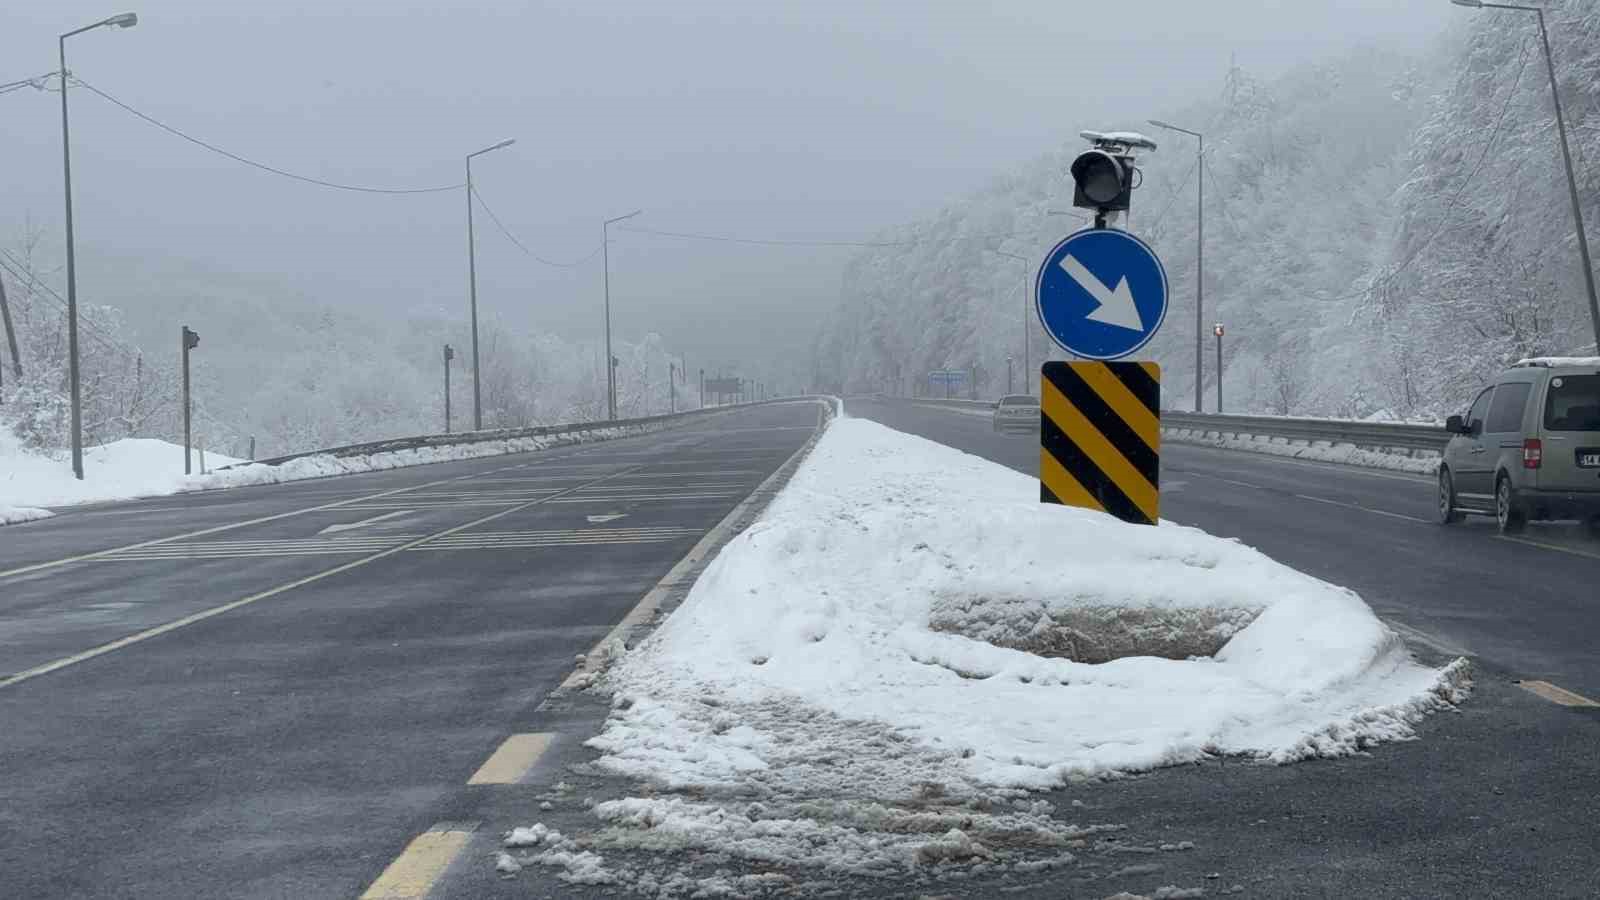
<box><xmin>0</xmin><ymin>403</ymin><xmax>820</xmax><ymax>900</ymax></box>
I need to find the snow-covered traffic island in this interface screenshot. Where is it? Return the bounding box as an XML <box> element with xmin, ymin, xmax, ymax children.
<box><xmin>504</xmin><ymin>412</ymin><xmax>1470</xmax><ymax>895</ymax></box>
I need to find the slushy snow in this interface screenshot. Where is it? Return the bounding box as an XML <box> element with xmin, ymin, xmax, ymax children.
<box><xmin>506</xmin><ymin>413</ymin><xmax>1467</xmax><ymax>891</ymax></box>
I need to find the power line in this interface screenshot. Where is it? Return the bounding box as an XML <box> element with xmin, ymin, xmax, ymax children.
<box><xmin>469</xmin><ymin>186</ymin><xmax>603</xmax><ymax>268</ymax></box>
<box><xmin>1312</xmin><ymin>37</ymin><xmax>1535</xmax><ymax>305</ymax></box>
<box><xmin>0</xmin><ymin>71</ymin><xmax>57</xmax><ymax>96</ymax></box>
<box><xmin>618</xmin><ymin>224</ymin><xmax>918</xmax><ymax>248</ymax></box>
<box><xmin>0</xmin><ymin>250</ymin><xmax>132</xmax><ymax>355</ymax></box>
<box><xmin>1145</xmin><ymin>154</ymin><xmax>1201</xmax><ymax>237</ymax></box>
<box><xmin>71</xmin><ymin>76</ymin><xmax>464</xmax><ymax>195</ymax></box>
<box><xmin>617</xmin><ymin>223</ymin><xmax>1067</xmax><ymax>249</ymax></box>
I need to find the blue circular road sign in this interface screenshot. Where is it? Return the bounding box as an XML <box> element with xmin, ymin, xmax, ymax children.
<box><xmin>1035</xmin><ymin>228</ymin><xmax>1168</xmax><ymax>360</ymax></box>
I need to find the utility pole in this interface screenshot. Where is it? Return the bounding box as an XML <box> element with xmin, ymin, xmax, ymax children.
<box><xmin>1148</xmin><ymin>119</ymin><xmax>1204</xmax><ymax>412</ymax></box>
<box><xmin>1006</xmin><ymin>356</ymin><xmax>1014</xmax><ymax>395</ymax></box>
<box><xmin>699</xmin><ymin>368</ymin><xmax>705</xmax><ymax>408</ymax></box>
<box><xmin>182</xmin><ymin>325</ymin><xmax>199</xmax><ymax>475</ymax></box>
<box><xmin>60</xmin><ymin>12</ymin><xmax>139</xmax><ymax>479</ymax></box>
<box><xmin>1213</xmin><ymin>323</ymin><xmax>1225</xmax><ymax>413</ymax></box>
<box><xmin>443</xmin><ymin>344</ymin><xmax>454</xmax><ymax>433</ymax></box>
<box><xmin>669</xmin><ymin>361</ymin><xmax>677</xmax><ymax>413</ymax></box>
<box><xmin>0</xmin><ymin>271</ymin><xmax>20</xmax><ymax>393</ymax></box>
<box><xmin>601</xmin><ymin>209</ymin><xmax>643</xmax><ymax>420</ymax></box>
<box><xmin>1451</xmin><ymin>1</ymin><xmax>1600</xmax><ymax>352</ymax></box>
<box><xmin>465</xmin><ymin>138</ymin><xmax>515</xmax><ymax>431</ymax></box>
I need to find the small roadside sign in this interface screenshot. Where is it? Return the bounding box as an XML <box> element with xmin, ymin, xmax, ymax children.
<box><xmin>1039</xmin><ymin>360</ymin><xmax>1161</xmax><ymax>526</ymax></box>
<box><xmin>1035</xmin><ymin>229</ymin><xmax>1168</xmax><ymax>360</ymax></box>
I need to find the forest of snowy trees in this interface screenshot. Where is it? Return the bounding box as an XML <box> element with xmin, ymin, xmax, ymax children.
<box><xmin>0</xmin><ymin>232</ymin><xmax>693</xmax><ymax>460</ymax></box>
<box><xmin>814</xmin><ymin>0</ymin><xmax>1600</xmax><ymax>420</ymax></box>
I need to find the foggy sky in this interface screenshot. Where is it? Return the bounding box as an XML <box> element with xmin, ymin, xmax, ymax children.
<box><xmin>1</xmin><ymin>1</ymin><xmax>1447</xmax><ymax>376</ymax></box>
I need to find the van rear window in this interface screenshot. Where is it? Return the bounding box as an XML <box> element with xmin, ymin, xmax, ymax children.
<box><xmin>1544</xmin><ymin>374</ymin><xmax>1600</xmax><ymax>432</ymax></box>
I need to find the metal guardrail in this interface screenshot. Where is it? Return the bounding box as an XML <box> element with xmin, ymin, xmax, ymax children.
<box><xmin>901</xmin><ymin>397</ymin><xmax>1449</xmax><ymax>453</ymax></box>
<box><xmin>228</xmin><ymin>397</ymin><xmax>829</xmax><ymax>470</ymax></box>
<box><xmin>1162</xmin><ymin>412</ymin><xmax>1449</xmax><ymax>453</ymax></box>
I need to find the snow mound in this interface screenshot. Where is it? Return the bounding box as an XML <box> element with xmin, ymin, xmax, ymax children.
<box><xmin>594</xmin><ymin>416</ymin><xmax>1468</xmax><ymax>791</ymax></box>
<box><xmin>0</xmin><ymin>431</ymin><xmax>243</xmax><ymax>510</ymax></box>
<box><xmin>1</xmin><ymin>417</ymin><xmax>684</xmax><ymax>516</ymax></box>
<box><xmin>1</xmin><ymin>505</ymin><xmax>53</xmax><ymax>525</ymax></box>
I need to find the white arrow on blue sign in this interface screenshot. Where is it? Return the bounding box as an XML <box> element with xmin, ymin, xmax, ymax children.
<box><xmin>1034</xmin><ymin>228</ymin><xmax>1168</xmax><ymax>360</ymax></box>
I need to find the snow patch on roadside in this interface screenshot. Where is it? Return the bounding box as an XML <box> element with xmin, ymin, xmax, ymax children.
<box><xmin>0</xmin><ymin>505</ymin><xmax>53</xmax><ymax>525</ymax></box>
<box><xmin>1165</xmin><ymin>426</ymin><xmax>1440</xmax><ymax>475</ymax></box>
<box><xmin>1</xmin><ymin>415</ymin><xmax>700</xmax><ymax>517</ymax></box>
<box><xmin>0</xmin><ymin>430</ymin><xmax>244</xmax><ymax>512</ymax></box>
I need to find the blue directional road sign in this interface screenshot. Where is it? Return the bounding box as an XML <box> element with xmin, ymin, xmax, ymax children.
<box><xmin>1035</xmin><ymin>229</ymin><xmax>1168</xmax><ymax>360</ymax></box>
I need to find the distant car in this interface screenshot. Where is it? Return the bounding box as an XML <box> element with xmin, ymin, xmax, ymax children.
<box><xmin>1437</xmin><ymin>357</ymin><xmax>1600</xmax><ymax>535</ymax></box>
<box><xmin>992</xmin><ymin>394</ymin><xmax>1041</xmax><ymax>433</ymax></box>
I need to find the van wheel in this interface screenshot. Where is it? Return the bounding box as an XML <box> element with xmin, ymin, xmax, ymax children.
<box><xmin>1437</xmin><ymin>468</ymin><xmax>1464</xmax><ymax>525</ymax></box>
<box><xmin>1495</xmin><ymin>475</ymin><xmax>1527</xmax><ymax>534</ymax></box>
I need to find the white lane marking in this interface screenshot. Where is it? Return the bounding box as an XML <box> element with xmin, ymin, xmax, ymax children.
<box><xmin>587</xmin><ymin>513</ymin><xmax>628</xmax><ymax>523</ymax></box>
<box><xmin>1497</xmin><ymin>535</ymin><xmax>1600</xmax><ymax>562</ymax></box>
<box><xmin>1290</xmin><ymin>493</ymin><xmax>1429</xmax><ymax>523</ymax></box>
<box><xmin>317</xmin><ymin>510</ymin><xmax>414</xmax><ymax>535</ymax></box>
<box><xmin>0</xmin><ymin>471</ymin><xmax>511</xmax><ymax>583</ymax></box>
<box><xmin>0</xmin><ymin>466</ymin><xmax>644</xmax><ymax>691</ymax></box>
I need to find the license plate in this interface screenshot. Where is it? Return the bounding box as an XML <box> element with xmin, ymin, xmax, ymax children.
<box><xmin>1580</xmin><ymin>452</ymin><xmax>1600</xmax><ymax>468</ymax></box>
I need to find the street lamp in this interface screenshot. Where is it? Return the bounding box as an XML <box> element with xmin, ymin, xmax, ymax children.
<box><xmin>1450</xmin><ymin>0</ymin><xmax>1600</xmax><ymax>354</ymax></box>
<box><xmin>602</xmin><ymin>209</ymin><xmax>642</xmax><ymax>420</ymax></box>
<box><xmin>992</xmin><ymin>250</ymin><xmax>1032</xmax><ymax>393</ymax></box>
<box><xmin>1147</xmin><ymin>119</ymin><xmax>1205</xmax><ymax>413</ymax></box>
<box><xmin>465</xmin><ymin>137</ymin><xmax>515</xmax><ymax>431</ymax></box>
<box><xmin>60</xmin><ymin>11</ymin><xmax>138</xmax><ymax>480</ymax></box>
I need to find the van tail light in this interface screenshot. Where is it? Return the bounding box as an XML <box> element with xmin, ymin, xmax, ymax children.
<box><xmin>1523</xmin><ymin>438</ymin><xmax>1543</xmax><ymax>469</ymax></box>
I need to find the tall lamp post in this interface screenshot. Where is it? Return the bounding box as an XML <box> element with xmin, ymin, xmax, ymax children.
<box><xmin>601</xmin><ymin>209</ymin><xmax>642</xmax><ymax>420</ymax></box>
<box><xmin>465</xmin><ymin>138</ymin><xmax>515</xmax><ymax>431</ymax></box>
<box><xmin>60</xmin><ymin>11</ymin><xmax>138</xmax><ymax>479</ymax></box>
<box><xmin>992</xmin><ymin>251</ymin><xmax>1032</xmax><ymax>393</ymax></box>
<box><xmin>1147</xmin><ymin>119</ymin><xmax>1204</xmax><ymax>413</ymax></box>
<box><xmin>1451</xmin><ymin>0</ymin><xmax>1600</xmax><ymax>352</ymax></box>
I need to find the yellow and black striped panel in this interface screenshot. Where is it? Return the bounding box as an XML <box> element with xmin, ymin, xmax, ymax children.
<box><xmin>1039</xmin><ymin>361</ymin><xmax>1160</xmax><ymax>525</ymax></box>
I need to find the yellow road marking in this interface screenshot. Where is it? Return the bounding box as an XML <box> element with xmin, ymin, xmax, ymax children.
<box><xmin>1074</xmin><ymin>361</ymin><xmax>1160</xmax><ymax>450</ymax></box>
<box><xmin>360</xmin><ymin>825</ymin><xmax>475</xmax><ymax>900</ymax></box>
<box><xmin>468</xmin><ymin>733</ymin><xmax>555</xmax><ymax>785</ymax></box>
<box><xmin>0</xmin><ymin>466</ymin><xmax>642</xmax><ymax>692</ymax></box>
<box><xmin>1041</xmin><ymin>378</ymin><xmax>1158</xmax><ymax>522</ymax></box>
<box><xmin>1517</xmin><ymin>680</ymin><xmax>1600</xmax><ymax>708</ymax></box>
<box><xmin>1498</xmin><ymin>535</ymin><xmax>1600</xmax><ymax>562</ymax></box>
<box><xmin>1039</xmin><ymin>449</ymin><xmax>1105</xmax><ymax>511</ymax></box>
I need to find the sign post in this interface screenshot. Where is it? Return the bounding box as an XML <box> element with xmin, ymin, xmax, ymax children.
<box><xmin>1034</xmin><ymin>226</ymin><xmax>1168</xmax><ymax>525</ymax></box>
<box><xmin>1213</xmin><ymin>323</ymin><xmax>1224</xmax><ymax>413</ymax></box>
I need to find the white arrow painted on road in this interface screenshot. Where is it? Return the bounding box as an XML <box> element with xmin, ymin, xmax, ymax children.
<box><xmin>317</xmin><ymin>509</ymin><xmax>413</xmax><ymax>535</ymax></box>
<box><xmin>586</xmin><ymin>513</ymin><xmax>628</xmax><ymax>524</ymax></box>
<box><xmin>1060</xmin><ymin>254</ymin><xmax>1144</xmax><ymax>332</ymax></box>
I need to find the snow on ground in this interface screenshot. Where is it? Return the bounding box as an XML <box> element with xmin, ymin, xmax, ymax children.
<box><xmin>0</xmin><ymin>431</ymin><xmax>244</xmax><ymax>511</ymax></box>
<box><xmin>1165</xmin><ymin>426</ymin><xmax>1440</xmax><ymax>475</ymax></box>
<box><xmin>1</xmin><ymin>505</ymin><xmax>54</xmax><ymax>525</ymax></box>
<box><xmin>505</xmin><ymin>415</ymin><xmax>1468</xmax><ymax>892</ymax></box>
<box><xmin>0</xmin><ymin>417</ymin><xmax>697</xmax><ymax>518</ymax></box>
